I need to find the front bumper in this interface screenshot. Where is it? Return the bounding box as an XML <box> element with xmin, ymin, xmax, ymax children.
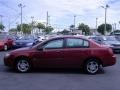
<box><xmin>0</xmin><ymin>45</ymin><xmax>4</xmax><ymax>50</ymax></box>
<box><xmin>4</xmin><ymin>55</ymin><xmax>14</xmax><ymax>67</ymax></box>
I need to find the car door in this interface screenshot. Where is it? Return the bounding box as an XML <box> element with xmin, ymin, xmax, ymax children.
<box><xmin>32</xmin><ymin>38</ymin><xmax>65</xmax><ymax>68</ymax></box>
<box><xmin>62</xmin><ymin>37</ymin><xmax>90</xmax><ymax>68</ymax></box>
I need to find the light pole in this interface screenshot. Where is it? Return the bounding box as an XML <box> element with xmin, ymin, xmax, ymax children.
<box><xmin>18</xmin><ymin>3</ymin><xmax>25</xmax><ymax>34</ymax></box>
<box><xmin>101</xmin><ymin>4</ymin><xmax>109</xmax><ymax>35</ymax></box>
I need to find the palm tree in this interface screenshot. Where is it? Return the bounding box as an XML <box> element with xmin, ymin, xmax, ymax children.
<box><xmin>36</xmin><ymin>23</ymin><xmax>45</xmax><ymax>33</ymax></box>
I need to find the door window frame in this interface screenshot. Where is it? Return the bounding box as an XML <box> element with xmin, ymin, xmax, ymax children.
<box><xmin>65</xmin><ymin>37</ymin><xmax>90</xmax><ymax>48</ymax></box>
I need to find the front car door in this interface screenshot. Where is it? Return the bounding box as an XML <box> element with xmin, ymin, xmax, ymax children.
<box><xmin>32</xmin><ymin>38</ymin><xmax>65</xmax><ymax>68</ymax></box>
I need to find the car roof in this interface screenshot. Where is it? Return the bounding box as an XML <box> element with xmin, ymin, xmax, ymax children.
<box><xmin>47</xmin><ymin>35</ymin><xmax>89</xmax><ymax>41</ymax></box>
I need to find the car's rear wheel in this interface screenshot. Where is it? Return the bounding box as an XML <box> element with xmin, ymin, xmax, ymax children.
<box><xmin>15</xmin><ymin>58</ymin><xmax>31</xmax><ymax>73</ymax></box>
<box><xmin>84</xmin><ymin>59</ymin><xmax>100</xmax><ymax>74</ymax></box>
<box><xmin>4</xmin><ymin>44</ymin><xmax>8</xmax><ymax>51</ymax></box>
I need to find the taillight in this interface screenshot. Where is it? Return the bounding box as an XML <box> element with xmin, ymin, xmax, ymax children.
<box><xmin>108</xmin><ymin>48</ymin><xmax>113</xmax><ymax>55</ymax></box>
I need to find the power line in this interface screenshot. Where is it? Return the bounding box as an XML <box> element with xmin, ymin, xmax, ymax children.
<box><xmin>9</xmin><ymin>14</ymin><xmax>20</xmax><ymax>25</ymax></box>
<box><xmin>0</xmin><ymin>1</ymin><xmax>18</xmax><ymax>12</ymax></box>
<box><xmin>8</xmin><ymin>14</ymin><xmax>20</xmax><ymax>30</ymax></box>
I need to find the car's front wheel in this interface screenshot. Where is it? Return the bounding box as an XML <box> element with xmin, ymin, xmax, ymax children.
<box><xmin>84</xmin><ymin>59</ymin><xmax>100</xmax><ymax>74</ymax></box>
<box><xmin>15</xmin><ymin>58</ymin><xmax>31</xmax><ymax>73</ymax></box>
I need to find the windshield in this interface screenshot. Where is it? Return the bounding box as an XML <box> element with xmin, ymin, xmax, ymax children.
<box><xmin>104</xmin><ymin>36</ymin><xmax>117</xmax><ymax>41</ymax></box>
<box><xmin>18</xmin><ymin>36</ymin><xmax>34</xmax><ymax>40</ymax></box>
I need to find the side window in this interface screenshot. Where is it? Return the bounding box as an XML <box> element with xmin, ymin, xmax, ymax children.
<box><xmin>83</xmin><ymin>40</ymin><xmax>89</xmax><ymax>47</ymax></box>
<box><xmin>44</xmin><ymin>39</ymin><xmax>63</xmax><ymax>49</ymax></box>
<box><xmin>66</xmin><ymin>38</ymin><xmax>89</xmax><ymax>48</ymax></box>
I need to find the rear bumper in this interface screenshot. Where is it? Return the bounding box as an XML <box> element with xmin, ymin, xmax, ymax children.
<box><xmin>103</xmin><ymin>55</ymin><xmax>116</xmax><ymax>67</ymax></box>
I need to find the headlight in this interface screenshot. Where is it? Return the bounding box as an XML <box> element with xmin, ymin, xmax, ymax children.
<box><xmin>26</xmin><ymin>43</ymin><xmax>33</xmax><ymax>46</ymax></box>
<box><xmin>13</xmin><ymin>42</ymin><xmax>16</xmax><ymax>45</ymax></box>
<box><xmin>5</xmin><ymin>53</ymin><xmax>10</xmax><ymax>57</ymax></box>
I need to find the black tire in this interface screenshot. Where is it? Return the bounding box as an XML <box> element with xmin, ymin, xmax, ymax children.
<box><xmin>15</xmin><ymin>58</ymin><xmax>31</xmax><ymax>73</ymax></box>
<box><xmin>84</xmin><ymin>59</ymin><xmax>100</xmax><ymax>74</ymax></box>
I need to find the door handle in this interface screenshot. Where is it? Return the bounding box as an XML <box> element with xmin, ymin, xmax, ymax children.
<box><xmin>56</xmin><ymin>51</ymin><xmax>61</xmax><ymax>52</ymax></box>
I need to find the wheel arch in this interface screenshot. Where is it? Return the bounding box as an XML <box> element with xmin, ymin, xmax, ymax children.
<box><xmin>82</xmin><ymin>57</ymin><xmax>103</xmax><ymax>67</ymax></box>
<box><xmin>14</xmin><ymin>55</ymin><xmax>33</xmax><ymax>67</ymax></box>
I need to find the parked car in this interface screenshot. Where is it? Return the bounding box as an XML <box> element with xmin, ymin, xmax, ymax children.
<box><xmin>0</xmin><ymin>34</ymin><xmax>14</xmax><ymax>51</ymax></box>
<box><xmin>4</xmin><ymin>36</ymin><xmax>116</xmax><ymax>74</ymax></box>
<box><xmin>13</xmin><ymin>36</ymin><xmax>39</xmax><ymax>49</ymax></box>
<box><xmin>89</xmin><ymin>36</ymin><xmax>120</xmax><ymax>53</ymax></box>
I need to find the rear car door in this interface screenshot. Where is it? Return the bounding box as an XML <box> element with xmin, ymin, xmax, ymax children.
<box><xmin>62</xmin><ymin>37</ymin><xmax>90</xmax><ymax>68</ymax></box>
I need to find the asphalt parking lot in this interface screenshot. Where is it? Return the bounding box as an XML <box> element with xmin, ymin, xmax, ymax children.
<box><xmin>0</xmin><ymin>51</ymin><xmax>120</xmax><ymax>90</ymax></box>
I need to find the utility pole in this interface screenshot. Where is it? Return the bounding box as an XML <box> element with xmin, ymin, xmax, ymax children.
<box><xmin>18</xmin><ymin>3</ymin><xmax>25</xmax><ymax>34</ymax></box>
<box><xmin>95</xmin><ymin>18</ymin><xmax>98</xmax><ymax>35</ymax></box>
<box><xmin>96</xmin><ymin>18</ymin><xmax>98</xmax><ymax>30</ymax></box>
<box><xmin>101</xmin><ymin>4</ymin><xmax>109</xmax><ymax>35</ymax></box>
<box><xmin>46</xmin><ymin>11</ymin><xmax>49</xmax><ymax>27</ymax></box>
<box><xmin>8</xmin><ymin>18</ymin><xmax>10</xmax><ymax>31</ymax></box>
<box><xmin>48</xmin><ymin>16</ymin><xmax>50</xmax><ymax>26</ymax></box>
<box><xmin>114</xmin><ymin>23</ymin><xmax>116</xmax><ymax>30</ymax></box>
<box><xmin>31</xmin><ymin>16</ymin><xmax>34</xmax><ymax>35</ymax></box>
<box><xmin>0</xmin><ymin>15</ymin><xmax>3</xmax><ymax>24</ymax></box>
<box><xmin>74</xmin><ymin>15</ymin><xmax>76</xmax><ymax>31</ymax></box>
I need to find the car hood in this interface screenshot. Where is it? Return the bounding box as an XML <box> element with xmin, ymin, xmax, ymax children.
<box><xmin>15</xmin><ymin>40</ymin><xmax>34</xmax><ymax>43</ymax></box>
<box><xmin>10</xmin><ymin>47</ymin><xmax>31</xmax><ymax>54</ymax></box>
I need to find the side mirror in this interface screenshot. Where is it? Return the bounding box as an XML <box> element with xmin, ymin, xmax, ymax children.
<box><xmin>37</xmin><ymin>47</ymin><xmax>44</xmax><ymax>51</ymax></box>
<box><xmin>8</xmin><ymin>38</ymin><xmax>12</xmax><ymax>41</ymax></box>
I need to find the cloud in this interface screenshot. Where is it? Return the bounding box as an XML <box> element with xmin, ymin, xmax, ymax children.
<box><xmin>0</xmin><ymin>0</ymin><xmax>120</xmax><ymax>30</ymax></box>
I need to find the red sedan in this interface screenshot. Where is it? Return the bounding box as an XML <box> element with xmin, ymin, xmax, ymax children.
<box><xmin>4</xmin><ymin>36</ymin><xmax>116</xmax><ymax>74</ymax></box>
<box><xmin>0</xmin><ymin>35</ymin><xmax>14</xmax><ymax>51</ymax></box>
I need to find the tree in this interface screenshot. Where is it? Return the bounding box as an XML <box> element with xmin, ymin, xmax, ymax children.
<box><xmin>70</xmin><ymin>25</ymin><xmax>75</xmax><ymax>32</ymax></box>
<box><xmin>0</xmin><ymin>23</ymin><xmax>5</xmax><ymax>31</ymax></box>
<box><xmin>78</xmin><ymin>23</ymin><xmax>90</xmax><ymax>35</ymax></box>
<box><xmin>30</xmin><ymin>21</ymin><xmax>36</xmax><ymax>30</ymax></box>
<box><xmin>97</xmin><ymin>24</ymin><xmax>112</xmax><ymax>35</ymax></box>
<box><xmin>22</xmin><ymin>24</ymin><xmax>31</xmax><ymax>34</ymax></box>
<box><xmin>59</xmin><ymin>29</ymin><xmax>70</xmax><ymax>35</ymax></box>
<box><xmin>9</xmin><ymin>28</ymin><xmax>17</xmax><ymax>34</ymax></box>
<box><xmin>36</xmin><ymin>23</ymin><xmax>45</xmax><ymax>33</ymax></box>
<box><xmin>44</xmin><ymin>26</ymin><xmax>53</xmax><ymax>34</ymax></box>
<box><xmin>9</xmin><ymin>28</ymin><xmax>17</xmax><ymax>32</ymax></box>
<box><xmin>17</xmin><ymin>24</ymin><xmax>31</xmax><ymax>34</ymax></box>
<box><xmin>17</xmin><ymin>24</ymin><xmax>21</xmax><ymax>32</ymax></box>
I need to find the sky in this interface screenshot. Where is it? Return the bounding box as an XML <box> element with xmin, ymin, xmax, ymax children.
<box><xmin>0</xmin><ymin>0</ymin><xmax>120</xmax><ymax>31</ymax></box>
